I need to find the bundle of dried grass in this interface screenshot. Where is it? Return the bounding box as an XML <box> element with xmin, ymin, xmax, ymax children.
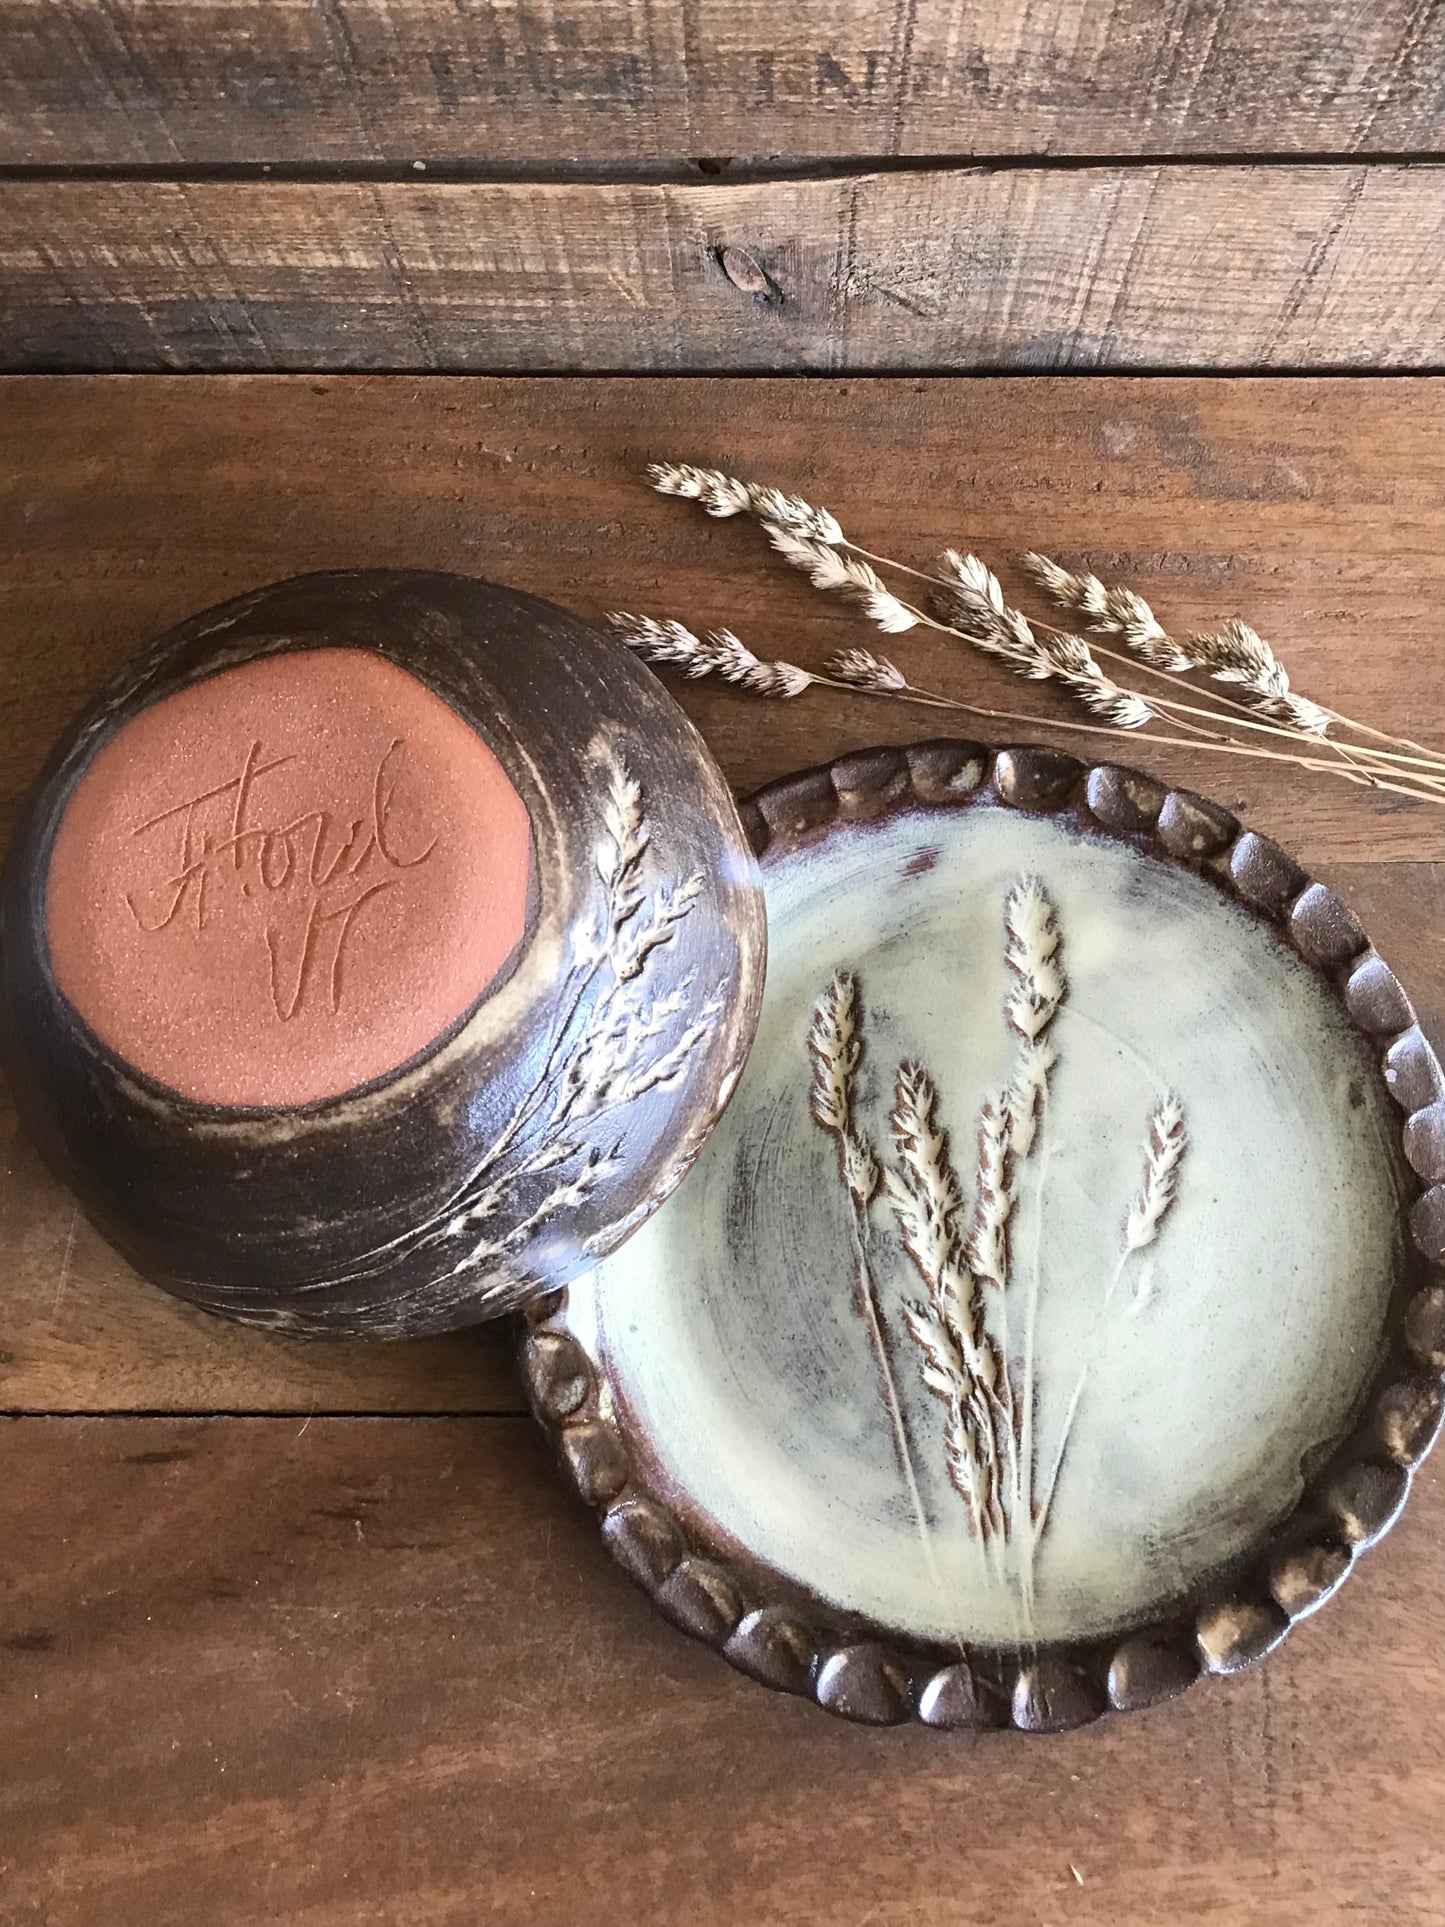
<box><xmin>624</xmin><ymin>464</ymin><xmax>1445</xmax><ymax>806</ymax></box>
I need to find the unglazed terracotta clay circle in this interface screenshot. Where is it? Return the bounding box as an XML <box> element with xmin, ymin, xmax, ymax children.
<box><xmin>45</xmin><ymin>648</ymin><xmax>533</xmax><ymax>1108</ymax></box>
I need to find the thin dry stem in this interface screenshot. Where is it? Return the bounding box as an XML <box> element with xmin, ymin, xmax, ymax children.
<box><xmin>934</xmin><ymin>553</ymin><xmax>1155</xmax><ymax>729</ymax></box>
<box><xmin>1034</xmin><ymin>1091</ymin><xmax>1193</xmax><ymax>1538</ymax></box>
<box><xmin>1020</xmin><ymin>553</ymin><xmax>1420</xmax><ymax>750</ymax></box>
<box><xmin>807</xmin><ymin>975</ymin><xmax>940</xmax><ymax>1574</ymax></box>
<box><xmin>615</xmin><ymin>604</ymin><xmax>1445</xmax><ymax>804</ymax></box>
<box><xmin>647</xmin><ymin>462</ymin><xmax>1445</xmax><ymax>786</ymax></box>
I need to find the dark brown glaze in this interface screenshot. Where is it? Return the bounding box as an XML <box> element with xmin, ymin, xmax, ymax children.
<box><xmin>522</xmin><ymin>740</ymin><xmax>1444</xmax><ymax>1732</ymax></box>
<box><xmin>1</xmin><ymin>571</ymin><xmax>766</xmax><ymax>1338</ymax></box>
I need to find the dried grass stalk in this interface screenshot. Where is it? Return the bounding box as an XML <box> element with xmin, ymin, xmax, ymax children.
<box><xmin>1022</xmin><ymin>555</ymin><xmax>1334</xmax><ymax>737</ymax></box>
<box><xmin>764</xmin><ymin>524</ymin><xmax>918</xmax><ymax>634</ymax></box>
<box><xmin>643</xmin><ymin>458</ymin><xmax>1445</xmax><ymax>800</ymax></box>
<box><xmin>935</xmin><ymin>553</ymin><xmax>1155</xmax><ymax>730</ymax></box>
<box><xmin>647</xmin><ymin>461</ymin><xmax>845</xmax><ymax>545</ymax></box>
<box><xmin>826</xmin><ymin>647</ymin><xmax>908</xmax><ymax>692</ymax></box>
<box><xmin>608</xmin><ymin>612</ymin><xmax>814</xmax><ymax>698</ymax></box>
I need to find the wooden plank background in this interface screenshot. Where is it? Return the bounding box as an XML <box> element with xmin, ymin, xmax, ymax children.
<box><xmin>5</xmin><ymin>0</ymin><xmax>1445</xmax><ymax>163</ymax></box>
<box><xmin>4</xmin><ymin>1413</ymin><xmax>1443</xmax><ymax>1925</ymax></box>
<box><xmin>2</xmin><ymin>375</ymin><xmax>1444</xmax><ymax>1922</ymax></box>
<box><xmin>4</xmin><ymin>3</ymin><xmax>1445</xmax><ymax>372</ymax></box>
<box><xmin>6</xmin><ymin>164</ymin><xmax>1445</xmax><ymax>374</ymax></box>
<box><xmin>5</xmin><ymin>0</ymin><xmax>1445</xmax><ymax>1914</ymax></box>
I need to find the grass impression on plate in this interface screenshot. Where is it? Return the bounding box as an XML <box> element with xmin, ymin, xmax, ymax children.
<box><xmin>806</xmin><ymin>877</ymin><xmax>1190</xmax><ymax>1604</ymax></box>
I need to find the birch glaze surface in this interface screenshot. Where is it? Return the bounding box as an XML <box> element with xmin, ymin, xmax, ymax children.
<box><xmin>527</xmin><ymin>742</ymin><xmax>1445</xmax><ymax>1730</ymax></box>
<box><xmin>1</xmin><ymin>571</ymin><xmax>766</xmax><ymax>1338</ymax></box>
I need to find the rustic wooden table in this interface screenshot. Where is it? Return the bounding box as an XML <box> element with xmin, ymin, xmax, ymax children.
<box><xmin>3</xmin><ymin>375</ymin><xmax>1443</xmax><ymax>1924</ymax></box>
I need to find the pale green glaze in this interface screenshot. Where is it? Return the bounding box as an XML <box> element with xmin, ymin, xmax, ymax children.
<box><xmin>567</xmin><ymin>806</ymin><xmax>1400</xmax><ymax>1647</ymax></box>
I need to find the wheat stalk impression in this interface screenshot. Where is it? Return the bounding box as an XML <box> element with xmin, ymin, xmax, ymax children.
<box><xmin>1002</xmin><ymin>876</ymin><xmax>1065</xmax><ymax>1160</ymax></box>
<box><xmin>807</xmin><ymin>971</ymin><xmax>880</xmax><ymax>1210</ymax></box>
<box><xmin>964</xmin><ymin>1100</ymin><xmax>1013</xmax><ymax>1292</ymax></box>
<box><xmin>807</xmin><ymin>971</ymin><xmax>938</xmax><ymax>1572</ymax></box>
<box><xmin>884</xmin><ymin>1059</ymin><xmax>1007</xmax><ymax>1541</ymax></box>
<box><xmin>1124</xmin><ymin>1094</ymin><xmax>1189</xmax><ymax>1251</ymax></box>
<box><xmin>632</xmin><ymin>463</ymin><xmax>1445</xmax><ymax>804</ymax></box>
<box><xmin>1034</xmin><ymin>1090</ymin><xmax>1192</xmax><ymax>1538</ymax></box>
<box><xmin>345</xmin><ymin>747</ymin><xmax>724</xmax><ymax>1300</ymax></box>
<box><xmin>808</xmin><ymin>877</ymin><xmax>1197</xmax><ymax>1592</ymax></box>
<box><xmin>997</xmin><ymin>876</ymin><xmax>1065</xmax><ymax>1552</ymax></box>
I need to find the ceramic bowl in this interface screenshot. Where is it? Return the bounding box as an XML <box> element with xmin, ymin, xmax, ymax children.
<box><xmin>1</xmin><ymin>570</ymin><xmax>765</xmax><ymax>1337</ymax></box>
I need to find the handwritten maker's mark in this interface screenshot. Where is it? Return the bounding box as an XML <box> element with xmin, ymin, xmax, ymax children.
<box><xmin>125</xmin><ymin>738</ymin><xmax>437</xmax><ymax>1019</ymax></box>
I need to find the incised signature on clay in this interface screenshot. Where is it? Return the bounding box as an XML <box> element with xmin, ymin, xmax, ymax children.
<box><xmin>125</xmin><ymin>737</ymin><xmax>437</xmax><ymax>1019</ymax></box>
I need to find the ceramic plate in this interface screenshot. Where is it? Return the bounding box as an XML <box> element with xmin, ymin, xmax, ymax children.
<box><xmin>523</xmin><ymin>742</ymin><xmax>1445</xmax><ymax>1731</ymax></box>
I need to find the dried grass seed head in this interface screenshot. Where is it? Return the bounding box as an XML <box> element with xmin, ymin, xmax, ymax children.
<box><xmin>607</xmin><ymin>611</ymin><xmax>814</xmax><ymax>698</ymax></box>
<box><xmin>933</xmin><ymin>555</ymin><xmax>1155</xmax><ymax>729</ymax></box>
<box><xmin>765</xmin><ymin>524</ymin><xmax>919</xmax><ymax>634</ymax></box>
<box><xmin>1021</xmin><ymin>552</ymin><xmax>1183</xmax><ymax>667</ymax></box>
<box><xmin>646</xmin><ymin>462</ymin><xmax>752</xmax><ymax>518</ymax></box>
<box><xmin>825</xmin><ymin>647</ymin><xmax>908</xmax><ymax>692</ymax></box>
<box><xmin>647</xmin><ymin>462</ymin><xmax>844</xmax><ymax>544</ymax></box>
<box><xmin>1189</xmin><ymin>618</ymin><xmax>1291</xmax><ymax>697</ymax></box>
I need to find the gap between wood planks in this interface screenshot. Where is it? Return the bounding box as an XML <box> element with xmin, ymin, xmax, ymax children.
<box><xmin>4</xmin><ymin>150</ymin><xmax>1445</xmax><ymax>184</ymax></box>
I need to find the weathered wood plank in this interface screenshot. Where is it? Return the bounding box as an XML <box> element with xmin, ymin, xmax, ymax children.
<box><xmin>3</xmin><ymin>1415</ymin><xmax>1443</xmax><ymax>1924</ymax></box>
<box><xmin>4</xmin><ymin>166</ymin><xmax>1445</xmax><ymax>373</ymax></box>
<box><xmin>4</xmin><ymin>0</ymin><xmax>1445</xmax><ymax>165</ymax></box>
<box><xmin>1</xmin><ymin>374</ymin><xmax>1443</xmax><ymax>1413</ymax></box>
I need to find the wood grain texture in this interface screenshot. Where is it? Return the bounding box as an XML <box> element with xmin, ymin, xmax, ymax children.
<box><xmin>5</xmin><ymin>165</ymin><xmax>1445</xmax><ymax>373</ymax></box>
<box><xmin>4</xmin><ymin>0</ymin><xmax>1445</xmax><ymax>165</ymax></box>
<box><xmin>1</xmin><ymin>372</ymin><xmax>1443</xmax><ymax>1417</ymax></box>
<box><xmin>3</xmin><ymin>1414</ymin><xmax>1443</xmax><ymax>1924</ymax></box>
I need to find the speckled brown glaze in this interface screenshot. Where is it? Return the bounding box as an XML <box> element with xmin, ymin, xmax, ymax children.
<box><xmin>1</xmin><ymin>572</ymin><xmax>766</xmax><ymax>1338</ymax></box>
<box><xmin>522</xmin><ymin>740</ymin><xmax>1444</xmax><ymax>1732</ymax></box>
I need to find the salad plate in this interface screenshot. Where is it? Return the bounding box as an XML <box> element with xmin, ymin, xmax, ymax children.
<box><xmin>523</xmin><ymin>741</ymin><xmax>1445</xmax><ymax>1730</ymax></box>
